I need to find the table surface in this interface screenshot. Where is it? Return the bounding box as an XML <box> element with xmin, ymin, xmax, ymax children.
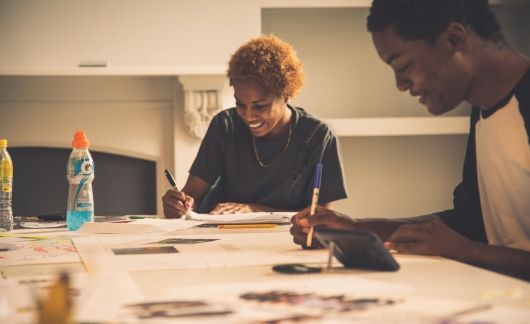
<box><xmin>1</xmin><ymin>225</ymin><xmax>529</xmax><ymax>323</ymax></box>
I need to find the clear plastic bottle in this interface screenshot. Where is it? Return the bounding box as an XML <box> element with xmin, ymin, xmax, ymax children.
<box><xmin>66</xmin><ymin>131</ymin><xmax>95</xmax><ymax>231</ymax></box>
<box><xmin>0</xmin><ymin>139</ymin><xmax>13</xmax><ymax>232</ymax></box>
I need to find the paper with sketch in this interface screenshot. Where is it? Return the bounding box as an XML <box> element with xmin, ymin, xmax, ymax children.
<box><xmin>74</xmin><ymin>235</ymin><xmax>216</xmax><ymax>272</ymax></box>
<box><xmin>160</xmin><ymin>277</ymin><xmax>514</xmax><ymax>323</ymax></box>
<box><xmin>185</xmin><ymin>210</ymin><xmax>295</xmax><ymax>224</ymax></box>
<box><xmin>142</xmin><ymin>276</ymin><xmax>412</xmax><ymax>323</ymax></box>
<box><xmin>0</xmin><ymin>236</ymin><xmax>80</xmax><ymax>266</ymax></box>
<box><xmin>73</xmin><ymin>232</ymin><xmax>327</xmax><ymax>272</ymax></box>
<box><xmin>77</xmin><ymin>219</ymin><xmax>205</xmax><ymax>234</ymax></box>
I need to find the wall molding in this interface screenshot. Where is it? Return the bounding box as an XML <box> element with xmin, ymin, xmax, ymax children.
<box><xmin>178</xmin><ymin>75</ymin><xmax>228</xmax><ymax>139</ymax></box>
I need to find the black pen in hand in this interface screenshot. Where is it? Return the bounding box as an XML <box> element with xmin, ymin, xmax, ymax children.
<box><xmin>164</xmin><ymin>169</ymin><xmax>192</xmax><ymax>216</ymax></box>
<box><xmin>164</xmin><ymin>169</ymin><xmax>180</xmax><ymax>191</ymax></box>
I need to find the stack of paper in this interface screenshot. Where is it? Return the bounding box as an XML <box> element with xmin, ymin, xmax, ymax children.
<box><xmin>186</xmin><ymin>210</ymin><xmax>295</xmax><ymax>224</ymax></box>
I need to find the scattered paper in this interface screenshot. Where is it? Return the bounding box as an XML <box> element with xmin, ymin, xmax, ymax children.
<box><xmin>75</xmin><ymin>272</ymin><xmax>144</xmax><ymax>323</ymax></box>
<box><xmin>161</xmin><ymin>277</ymin><xmax>530</xmax><ymax>323</ymax></box>
<box><xmin>0</xmin><ymin>236</ymin><xmax>80</xmax><ymax>266</ymax></box>
<box><xmin>77</xmin><ymin>219</ymin><xmax>205</xmax><ymax>234</ymax></box>
<box><xmin>157</xmin><ymin>276</ymin><xmax>413</xmax><ymax>322</ymax></box>
<box><xmin>19</xmin><ymin>221</ymin><xmax>66</xmax><ymax>229</ymax></box>
<box><xmin>186</xmin><ymin>210</ymin><xmax>295</xmax><ymax>224</ymax></box>
<box><xmin>73</xmin><ymin>232</ymin><xmax>326</xmax><ymax>272</ymax></box>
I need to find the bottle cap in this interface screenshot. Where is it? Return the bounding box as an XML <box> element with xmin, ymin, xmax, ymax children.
<box><xmin>0</xmin><ymin>139</ymin><xmax>7</xmax><ymax>148</ymax></box>
<box><xmin>72</xmin><ymin>131</ymin><xmax>90</xmax><ymax>148</ymax></box>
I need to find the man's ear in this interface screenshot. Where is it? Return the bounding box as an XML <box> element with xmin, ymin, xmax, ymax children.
<box><xmin>443</xmin><ymin>22</ymin><xmax>468</xmax><ymax>50</ymax></box>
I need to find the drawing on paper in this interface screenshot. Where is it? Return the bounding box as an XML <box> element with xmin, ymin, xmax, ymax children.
<box><xmin>123</xmin><ymin>300</ymin><xmax>232</xmax><ymax>319</ymax></box>
<box><xmin>112</xmin><ymin>246</ymin><xmax>178</xmax><ymax>255</ymax></box>
<box><xmin>240</xmin><ymin>290</ymin><xmax>399</xmax><ymax>313</ymax></box>
<box><xmin>147</xmin><ymin>238</ymin><xmax>219</xmax><ymax>245</ymax></box>
<box><xmin>0</xmin><ymin>238</ymin><xmax>79</xmax><ymax>266</ymax></box>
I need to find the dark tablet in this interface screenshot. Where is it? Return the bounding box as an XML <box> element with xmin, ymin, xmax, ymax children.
<box><xmin>315</xmin><ymin>228</ymin><xmax>400</xmax><ymax>271</ymax></box>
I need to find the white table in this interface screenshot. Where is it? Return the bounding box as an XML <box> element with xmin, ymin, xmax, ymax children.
<box><xmin>1</xmin><ymin>225</ymin><xmax>529</xmax><ymax>323</ymax></box>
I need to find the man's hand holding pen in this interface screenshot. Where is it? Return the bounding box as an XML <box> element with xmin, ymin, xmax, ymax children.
<box><xmin>162</xmin><ymin>169</ymin><xmax>193</xmax><ymax>219</ymax></box>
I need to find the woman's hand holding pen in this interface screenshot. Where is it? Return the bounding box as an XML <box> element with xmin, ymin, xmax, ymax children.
<box><xmin>162</xmin><ymin>189</ymin><xmax>194</xmax><ymax>219</ymax></box>
<box><xmin>162</xmin><ymin>169</ymin><xmax>194</xmax><ymax>219</ymax></box>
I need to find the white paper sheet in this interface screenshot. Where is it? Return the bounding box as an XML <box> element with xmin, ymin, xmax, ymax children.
<box><xmin>145</xmin><ymin>276</ymin><xmax>414</xmax><ymax>323</ymax></box>
<box><xmin>77</xmin><ymin>219</ymin><xmax>205</xmax><ymax>234</ymax></box>
<box><xmin>75</xmin><ymin>272</ymin><xmax>144</xmax><ymax>323</ymax></box>
<box><xmin>451</xmin><ymin>304</ymin><xmax>530</xmax><ymax>324</ymax></box>
<box><xmin>0</xmin><ymin>271</ymin><xmax>144</xmax><ymax>324</ymax></box>
<box><xmin>186</xmin><ymin>210</ymin><xmax>295</xmax><ymax>224</ymax></box>
<box><xmin>73</xmin><ymin>232</ymin><xmax>327</xmax><ymax>272</ymax></box>
<box><xmin>161</xmin><ymin>277</ymin><xmax>526</xmax><ymax>323</ymax></box>
<box><xmin>0</xmin><ymin>236</ymin><xmax>80</xmax><ymax>266</ymax></box>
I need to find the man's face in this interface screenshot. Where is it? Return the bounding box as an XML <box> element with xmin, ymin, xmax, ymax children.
<box><xmin>372</xmin><ymin>26</ymin><xmax>471</xmax><ymax>115</ymax></box>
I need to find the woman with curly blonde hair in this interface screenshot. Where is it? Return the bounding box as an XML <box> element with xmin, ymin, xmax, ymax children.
<box><xmin>163</xmin><ymin>35</ymin><xmax>347</xmax><ymax>217</ymax></box>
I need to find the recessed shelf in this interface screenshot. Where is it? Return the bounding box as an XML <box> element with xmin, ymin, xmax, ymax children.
<box><xmin>325</xmin><ymin>117</ymin><xmax>469</xmax><ymax>137</ymax></box>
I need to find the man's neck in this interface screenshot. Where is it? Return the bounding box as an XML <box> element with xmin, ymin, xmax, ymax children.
<box><xmin>468</xmin><ymin>44</ymin><xmax>530</xmax><ymax>110</ymax></box>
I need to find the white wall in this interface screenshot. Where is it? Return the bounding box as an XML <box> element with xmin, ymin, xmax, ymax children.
<box><xmin>0</xmin><ymin>0</ymin><xmax>260</xmax><ymax>68</ymax></box>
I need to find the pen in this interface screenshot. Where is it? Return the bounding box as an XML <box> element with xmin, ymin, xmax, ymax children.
<box><xmin>164</xmin><ymin>169</ymin><xmax>191</xmax><ymax>217</ymax></box>
<box><xmin>164</xmin><ymin>169</ymin><xmax>180</xmax><ymax>191</ymax></box>
<box><xmin>306</xmin><ymin>163</ymin><xmax>323</xmax><ymax>247</ymax></box>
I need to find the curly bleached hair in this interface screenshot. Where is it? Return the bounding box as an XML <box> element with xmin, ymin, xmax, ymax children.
<box><xmin>227</xmin><ymin>35</ymin><xmax>304</xmax><ymax>102</ymax></box>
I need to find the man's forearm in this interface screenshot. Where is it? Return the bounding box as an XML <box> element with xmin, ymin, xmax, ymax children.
<box><xmin>451</xmin><ymin>241</ymin><xmax>530</xmax><ymax>281</ymax></box>
<box><xmin>355</xmin><ymin>214</ymin><xmax>440</xmax><ymax>241</ymax></box>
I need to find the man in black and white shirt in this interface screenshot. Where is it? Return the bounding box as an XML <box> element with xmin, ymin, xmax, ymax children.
<box><xmin>291</xmin><ymin>0</ymin><xmax>530</xmax><ymax>281</ymax></box>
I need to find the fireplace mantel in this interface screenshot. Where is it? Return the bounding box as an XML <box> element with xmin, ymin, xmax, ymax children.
<box><xmin>0</xmin><ymin>74</ymin><xmax>235</xmax><ymax>215</ymax></box>
<box><xmin>0</xmin><ymin>66</ymin><xmax>226</xmax><ymax>77</ymax></box>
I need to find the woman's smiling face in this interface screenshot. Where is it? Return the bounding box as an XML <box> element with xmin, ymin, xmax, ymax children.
<box><xmin>233</xmin><ymin>80</ymin><xmax>290</xmax><ymax>140</ymax></box>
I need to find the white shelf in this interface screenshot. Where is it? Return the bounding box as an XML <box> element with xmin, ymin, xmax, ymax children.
<box><xmin>0</xmin><ymin>66</ymin><xmax>227</xmax><ymax>77</ymax></box>
<box><xmin>260</xmin><ymin>0</ymin><xmax>370</xmax><ymax>8</ymax></box>
<box><xmin>325</xmin><ymin>117</ymin><xmax>469</xmax><ymax>137</ymax></box>
<box><xmin>260</xmin><ymin>0</ymin><xmax>526</xmax><ymax>8</ymax></box>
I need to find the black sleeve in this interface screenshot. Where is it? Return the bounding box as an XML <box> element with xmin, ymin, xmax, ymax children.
<box><xmin>514</xmin><ymin>70</ymin><xmax>530</xmax><ymax>146</ymax></box>
<box><xmin>316</xmin><ymin>126</ymin><xmax>349</xmax><ymax>204</ymax></box>
<box><xmin>437</xmin><ymin>108</ymin><xmax>487</xmax><ymax>243</ymax></box>
<box><xmin>189</xmin><ymin>113</ymin><xmax>227</xmax><ymax>185</ymax></box>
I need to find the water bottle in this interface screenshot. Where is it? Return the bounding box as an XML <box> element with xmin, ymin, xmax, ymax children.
<box><xmin>66</xmin><ymin>131</ymin><xmax>95</xmax><ymax>231</ymax></box>
<box><xmin>0</xmin><ymin>139</ymin><xmax>13</xmax><ymax>232</ymax></box>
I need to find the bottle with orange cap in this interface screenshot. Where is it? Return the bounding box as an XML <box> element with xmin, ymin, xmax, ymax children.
<box><xmin>66</xmin><ymin>131</ymin><xmax>94</xmax><ymax>231</ymax></box>
<box><xmin>0</xmin><ymin>138</ymin><xmax>13</xmax><ymax>231</ymax></box>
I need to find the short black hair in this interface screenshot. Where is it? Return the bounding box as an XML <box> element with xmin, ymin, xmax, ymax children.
<box><xmin>367</xmin><ymin>0</ymin><xmax>503</xmax><ymax>44</ymax></box>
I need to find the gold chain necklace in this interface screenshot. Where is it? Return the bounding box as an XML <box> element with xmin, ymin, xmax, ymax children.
<box><xmin>252</xmin><ymin>121</ymin><xmax>292</xmax><ymax>168</ymax></box>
